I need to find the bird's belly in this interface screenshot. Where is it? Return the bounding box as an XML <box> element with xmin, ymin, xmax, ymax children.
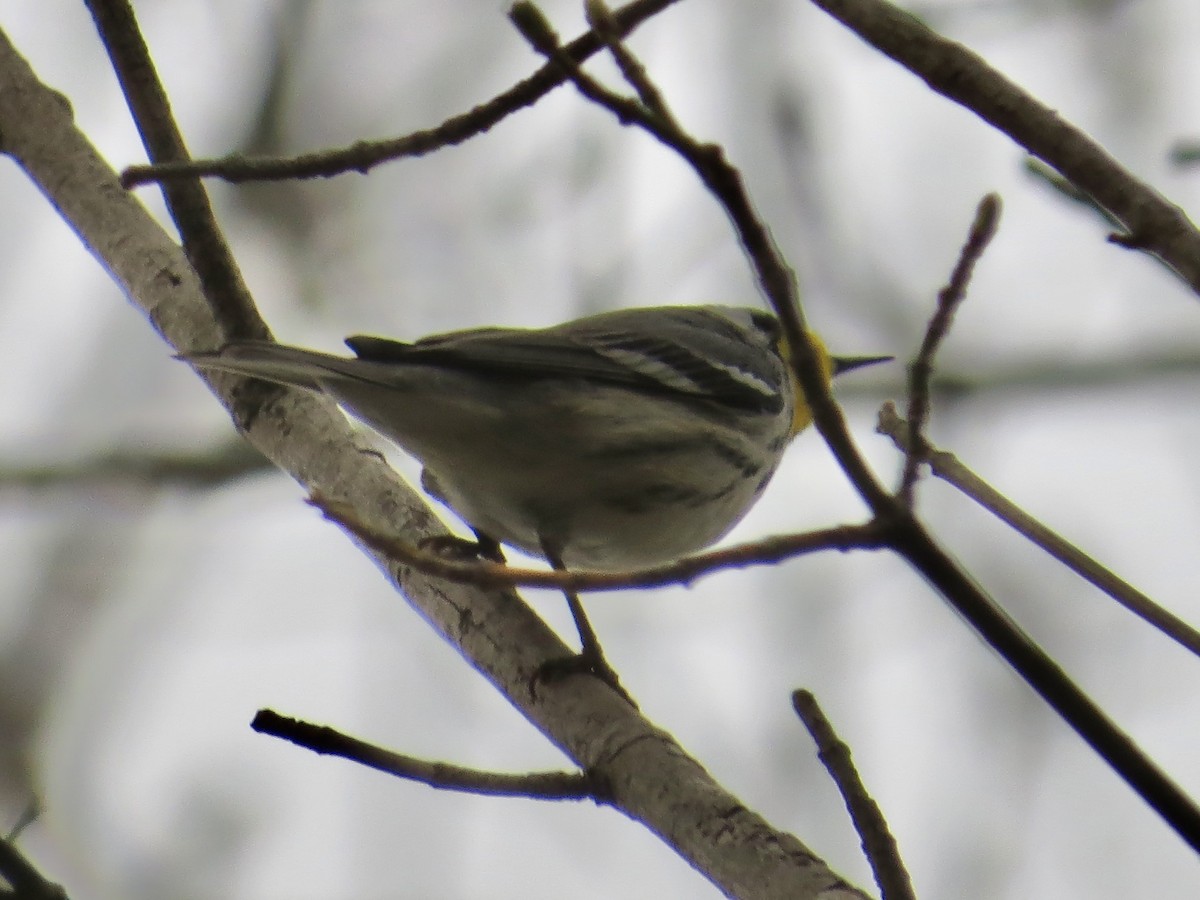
<box><xmin>333</xmin><ymin>377</ymin><xmax>786</xmax><ymax>571</ymax></box>
<box><xmin>426</xmin><ymin>454</ymin><xmax>772</xmax><ymax>571</ymax></box>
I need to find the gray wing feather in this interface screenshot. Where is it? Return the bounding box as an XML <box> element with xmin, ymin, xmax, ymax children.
<box><xmin>346</xmin><ymin>306</ymin><xmax>785</xmax><ymax>412</ymax></box>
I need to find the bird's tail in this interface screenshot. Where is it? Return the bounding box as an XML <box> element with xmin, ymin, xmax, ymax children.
<box><xmin>180</xmin><ymin>341</ymin><xmax>358</xmax><ymax>390</ymax></box>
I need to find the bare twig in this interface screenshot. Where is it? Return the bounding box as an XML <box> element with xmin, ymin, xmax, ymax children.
<box><xmin>584</xmin><ymin>0</ymin><xmax>676</xmax><ymax>122</ymax></box>
<box><xmin>84</xmin><ymin>0</ymin><xmax>266</xmax><ymax>342</ymax></box>
<box><xmin>0</xmin><ymin>444</ymin><xmax>271</xmax><ymax>491</ymax></box>
<box><xmin>792</xmin><ymin>691</ymin><xmax>915</xmax><ymax>900</ymax></box>
<box><xmin>879</xmin><ymin>403</ymin><xmax>1200</xmax><ymax>660</ymax></box>
<box><xmin>313</xmin><ymin>493</ymin><xmax>882</xmax><ymax>592</ymax></box>
<box><xmin>808</xmin><ymin>0</ymin><xmax>1200</xmax><ymax>296</ymax></box>
<box><xmin>899</xmin><ymin>193</ymin><xmax>1001</xmax><ymax>505</ymax></box>
<box><xmin>120</xmin><ymin>0</ymin><xmax>685</xmax><ymax>188</ymax></box>
<box><xmin>510</xmin><ymin>1</ymin><xmax>888</xmax><ymax>514</ymax></box>
<box><xmin>252</xmin><ymin>710</ymin><xmax>602</xmax><ymax>800</ymax></box>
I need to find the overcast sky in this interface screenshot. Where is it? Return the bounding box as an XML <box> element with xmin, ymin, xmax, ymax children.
<box><xmin>3</xmin><ymin>1</ymin><xmax>1200</xmax><ymax>898</ymax></box>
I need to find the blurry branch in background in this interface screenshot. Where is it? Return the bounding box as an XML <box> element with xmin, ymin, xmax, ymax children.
<box><xmin>224</xmin><ymin>1</ymin><xmax>323</xmax><ymax>250</ymax></box>
<box><xmin>0</xmin><ymin>443</ymin><xmax>271</xmax><ymax>491</ymax></box>
<box><xmin>0</xmin><ymin>824</ymin><xmax>67</xmax><ymax>900</ymax></box>
<box><xmin>916</xmin><ymin>349</ymin><xmax>1200</xmax><ymax>395</ymax></box>
<box><xmin>1169</xmin><ymin>140</ymin><xmax>1200</xmax><ymax>168</ymax></box>
<box><xmin>119</xmin><ymin>0</ymin><xmax>686</xmax><ymax>188</ymax></box>
<box><xmin>515</xmin><ymin>0</ymin><xmax>1200</xmax><ymax>857</ymax></box>
<box><xmin>877</xmin><ymin>404</ymin><xmax>1200</xmax><ymax>660</ymax></box>
<box><xmin>252</xmin><ymin>711</ymin><xmax>601</xmax><ymax>800</ymax></box>
<box><xmin>792</xmin><ymin>691</ymin><xmax>916</xmax><ymax>900</ymax></box>
<box><xmin>3</xmin><ymin>805</ymin><xmax>37</xmax><ymax>845</ymax></box>
<box><xmin>808</xmin><ymin>0</ymin><xmax>1200</xmax><ymax>297</ymax></box>
<box><xmin>898</xmin><ymin>194</ymin><xmax>1000</xmax><ymax>505</ymax></box>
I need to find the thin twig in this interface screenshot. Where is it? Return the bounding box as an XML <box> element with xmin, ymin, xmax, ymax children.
<box><xmin>899</xmin><ymin>193</ymin><xmax>1001</xmax><ymax>505</ymax></box>
<box><xmin>880</xmin><ymin>403</ymin><xmax>1200</xmax><ymax>660</ymax></box>
<box><xmin>84</xmin><ymin>0</ymin><xmax>266</xmax><ymax>343</ymax></box>
<box><xmin>252</xmin><ymin>710</ymin><xmax>604</xmax><ymax>800</ymax></box>
<box><xmin>120</xmin><ymin>0</ymin><xmax>685</xmax><ymax>188</ymax></box>
<box><xmin>792</xmin><ymin>691</ymin><xmax>915</xmax><ymax>900</ymax></box>
<box><xmin>312</xmin><ymin>493</ymin><xmax>883</xmax><ymax>592</ymax></box>
<box><xmin>0</xmin><ymin>444</ymin><xmax>271</xmax><ymax>491</ymax></box>
<box><xmin>584</xmin><ymin>0</ymin><xmax>677</xmax><ymax>123</ymax></box>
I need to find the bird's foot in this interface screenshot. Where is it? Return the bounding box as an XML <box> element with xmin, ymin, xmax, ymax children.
<box><xmin>418</xmin><ymin>533</ymin><xmax>506</xmax><ymax>563</ymax></box>
<box><xmin>533</xmin><ymin>646</ymin><xmax>636</xmax><ymax>707</ymax></box>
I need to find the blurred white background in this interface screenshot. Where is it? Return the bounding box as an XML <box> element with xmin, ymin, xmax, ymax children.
<box><xmin>3</xmin><ymin>0</ymin><xmax>1200</xmax><ymax>897</ymax></box>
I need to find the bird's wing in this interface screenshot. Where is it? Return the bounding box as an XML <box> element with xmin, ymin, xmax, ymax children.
<box><xmin>345</xmin><ymin>306</ymin><xmax>784</xmax><ymax>412</ymax></box>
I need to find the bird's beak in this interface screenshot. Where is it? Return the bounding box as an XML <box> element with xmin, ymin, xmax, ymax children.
<box><xmin>832</xmin><ymin>354</ymin><xmax>893</xmax><ymax>376</ymax></box>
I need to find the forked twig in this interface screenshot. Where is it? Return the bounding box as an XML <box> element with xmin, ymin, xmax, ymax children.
<box><xmin>253</xmin><ymin>710</ymin><xmax>605</xmax><ymax>800</ymax></box>
<box><xmin>899</xmin><ymin>193</ymin><xmax>1002</xmax><ymax>505</ymax></box>
<box><xmin>880</xmin><ymin>403</ymin><xmax>1200</xmax><ymax>659</ymax></box>
<box><xmin>120</xmin><ymin>0</ymin><xmax>686</xmax><ymax>188</ymax></box>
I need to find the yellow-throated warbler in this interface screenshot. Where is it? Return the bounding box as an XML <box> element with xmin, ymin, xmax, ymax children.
<box><xmin>185</xmin><ymin>306</ymin><xmax>888</xmax><ymax>570</ymax></box>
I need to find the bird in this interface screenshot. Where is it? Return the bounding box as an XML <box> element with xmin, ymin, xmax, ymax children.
<box><xmin>183</xmin><ymin>305</ymin><xmax>888</xmax><ymax>692</ymax></box>
<box><xmin>183</xmin><ymin>305</ymin><xmax>888</xmax><ymax>572</ymax></box>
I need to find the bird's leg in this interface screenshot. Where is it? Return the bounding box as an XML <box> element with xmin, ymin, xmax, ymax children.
<box><xmin>418</xmin><ymin>468</ymin><xmax>506</xmax><ymax>562</ymax></box>
<box><xmin>471</xmin><ymin>529</ymin><xmax>507</xmax><ymax>563</ymax></box>
<box><xmin>418</xmin><ymin>528</ymin><xmax>506</xmax><ymax>563</ymax></box>
<box><xmin>535</xmin><ymin>539</ymin><xmax>633</xmax><ymax>705</ymax></box>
